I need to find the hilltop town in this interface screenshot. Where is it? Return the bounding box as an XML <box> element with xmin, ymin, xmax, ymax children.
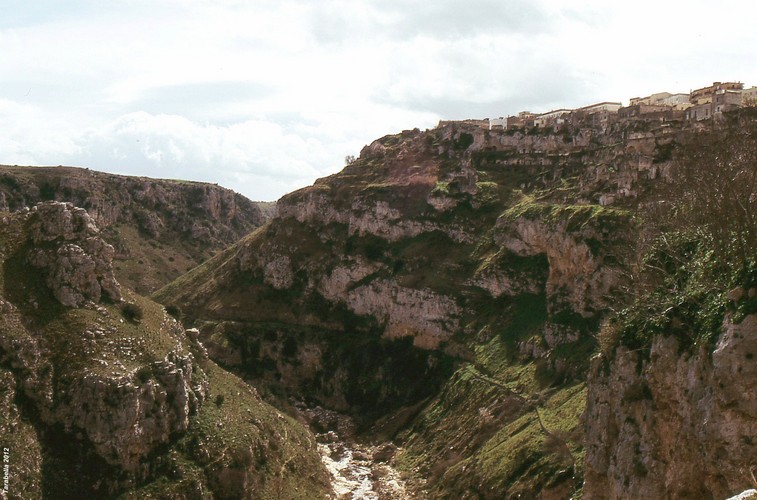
<box><xmin>470</xmin><ymin>81</ymin><xmax>757</xmax><ymax>131</ymax></box>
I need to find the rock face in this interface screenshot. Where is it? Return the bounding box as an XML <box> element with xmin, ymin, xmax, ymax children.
<box><xmin>584</xmin><ymin>314</ymin><xmax>757</xmax><ymax>499</ymax></box>
<box><xmin>54</xmin><ymin>348</ymin><xmax>208</xmax><ymax>472</ymax></box>
<box><xmin>0</xmin><ymin>205</ymin><xmax>331</xmax><ymax>498</ymax></box>
<box><xmin>26</xmin><ymin>201</ymin><xmax>122</xmax><ymax>306</ymax></box>
<box><xmin>0</xmin><ymin>165</ymin><xmax>268</xmax><ymax>293</ymax></box>
<box><xmin>494</xmin><ymin>211</ymin><xmax>624</xmax><ymax>318</ymax></box>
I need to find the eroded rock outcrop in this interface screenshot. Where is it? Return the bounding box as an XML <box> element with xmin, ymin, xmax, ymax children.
<box><xmin>494</xmin><ymin>213</ymin><xmax>625</xmax><ymax>318</ymax></box>
<box><xmin>53</xmin><ymin>348</ymin><xmax>208</xmax><ymax>472</ymax></box>
<box><xmin>26</xmin><ymin>201</ymin><xmax>122</xmax><ymax>306</ymax></box>
<box><xmin>584</xmin><ymin>314</ymin><xmax>757</xmax><ymax>499</ymax></box>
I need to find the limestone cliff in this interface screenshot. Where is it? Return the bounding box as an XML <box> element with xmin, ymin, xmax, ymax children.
<box><xmin>0</xmin><ymin>165</ymin><xmax>268</xmax><ymax>293</ymax></box>
<box><xmin>581</xmin><ymin>109</ymin><xmax>757</xmax><ymax>499</ymax></box>
<box><xmin>584</xmin><ymin>314</ymin><xmax>757</xmax><ymax>499</ymax></box>
<box><xmin>0</xmin><ymin>203</ymin><xmax>330</xmax><ymax>498</ymax></box>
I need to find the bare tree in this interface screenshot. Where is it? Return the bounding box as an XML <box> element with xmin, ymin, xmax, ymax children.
<box><xmin>661</xmin><ymin>110</ymin><xmax>757</xmax><ymax>270</ymax></box>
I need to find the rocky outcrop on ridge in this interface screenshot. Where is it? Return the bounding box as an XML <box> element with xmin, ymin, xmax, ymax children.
<box><xmin>26</xmin><ymin>201</ymin><xmax>122</xmax><ymax>306</ymax></box>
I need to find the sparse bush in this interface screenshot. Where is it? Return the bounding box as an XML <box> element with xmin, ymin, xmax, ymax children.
<box><xmin>165</xmin><ymin>304</ymin><xmax>182</xmax><ymax>320</ymax></box>
<box><xmin>648</xmin><ymin>110</ymin><xmax>757</xmax><ymax>269</ymax></box>
<box><xmin>136</xmin><ymin>366</ymin><xmax>152</xmax><ymax>383</ymax></box>
<box><xmin>121</xmin><ymin>302</ymin><xmax>144</xmax><ymax>322</ymax></box>
<box><xmin>597</xmin><ymin>319</ymin><xmax>621</xmax><ymax>355</ymax></box>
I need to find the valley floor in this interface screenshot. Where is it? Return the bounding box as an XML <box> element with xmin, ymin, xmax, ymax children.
<box><xmin>297</xmin><ymin>403</ymin><xmax>413</xmax><ymax>499</ymax></box>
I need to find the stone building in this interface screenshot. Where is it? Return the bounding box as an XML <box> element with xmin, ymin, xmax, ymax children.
<box><xmin>619</xmin><ymin>104</ymin><xmax>685</xmax><ymax>121</ymax></box>
<box><xmin>712</xmin><ymin>89</ymin><xmax>743</xmax><ymax>116</ymax></box>
<box><xmin>505</xmin><ymin>111</ymin><xmax>535</xmax><ymax>129</ymax></box>
<box><xmin>690</xmin><ymin>81</ymin><xmax>743</xmax><ymax>105</ymax></box>
<box><xmin>576</xmin><ymin>102</ymin><xmax>622</xmax><ymax>114</ymax></box>
<box><xmin>630</xmin><ymin>92</ymin><xmax>690</xmax><ymax>109</ymax></box>
<box><xmin>685</xmin><ymin>82</ymin><xmax>748</xmax><ymax>120</ymax></box>
<box><xmin>489</xmin><ymin>117</ymin><xmax>506</xmax><ymax>129</ymax></box>
<box><xmin>572</xmin><ymin>102</ymin><xmax>622</xmax><ymax>130</ymax></box>
<box><xmin>533</xmin><ymin>109</ymin><xmax>571</xmax><ymax>128</ymax></box>
<box><xmin>686</xmin><ymin>103</ymin><xmax>712</xmax><ymax>121</ymax></box>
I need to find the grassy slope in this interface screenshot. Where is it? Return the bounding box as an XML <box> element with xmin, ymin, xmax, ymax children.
<box><xmin>395</xmin><ymin>292</ymin><xmax>588</xmax><ymax>498</ymax></box>
<box><xmin>122</xmin><ymin>361</ymin><xmax>329</xmax><ymax>500</ymax></box>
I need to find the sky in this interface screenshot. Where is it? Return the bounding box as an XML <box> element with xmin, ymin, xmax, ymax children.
<box><xmin>1</xmin><ymin>0</ymin><xmax>756</xmax><ymax>201</ymax></box>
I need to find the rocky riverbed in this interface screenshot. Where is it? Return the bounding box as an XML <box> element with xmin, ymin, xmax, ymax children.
<box><xmin>296</xmin><ymin>403</ymin><xmax>412</xmax><ymax>499</ymax></box>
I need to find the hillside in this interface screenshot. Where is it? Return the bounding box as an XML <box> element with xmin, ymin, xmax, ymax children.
<box><xmin>157</xmin><ymin>109</ymin><xmax>757</xmax><ymax>498</ymax></box>
<box><xmin>0</xmin><ymin>201</ymin><xmax>331</xmax><ymax>498</ymax></box>
<box><xmin>1</xmin><ymin>110</ymin><xmax>754</xmax><ymax>498</ymax></box>
<box><xmin>155</xmin><ymin>114</ymin><xmax>654</xmax><ymax>497</ymax></box>
<box><xmin>0</xmin><ymin>166</ymin><xmax>269</xmax><ymax>294</ymax></box>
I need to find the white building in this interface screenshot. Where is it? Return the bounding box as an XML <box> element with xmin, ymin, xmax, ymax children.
<box><xmin>489</xmin><ymin>117</ymin><xmax>506</xmax><ymax>129</ymax></box>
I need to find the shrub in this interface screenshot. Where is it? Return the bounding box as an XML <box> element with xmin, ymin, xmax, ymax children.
<box><xmin>121</xmin><ymin>302</ymin><xmax>144</xmax><ymax>322</ymax></box>
<box><xmin>658</xmin><ymin>110</ymin><xmax>757</xmax><ymax>269</ymax></box>
<box><xmin>165</xmin><ymin>304</ymin><xmax>182</xmax><ymax>320</ymax></box>
<box><xmin>136</xmin><ymin>366</ymin><xmax>152</xmax><ymax>383</ymax></box>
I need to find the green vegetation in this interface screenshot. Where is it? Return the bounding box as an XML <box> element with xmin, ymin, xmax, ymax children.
<box><xmin>607</xmin><ymin>110</ymin><xmax>757</xmax><ymax>352</ymax></box>
<box><xmin>120</xmin><ymin>302</ymin><xmax>144</xmax><ymax>322</ymax></box>
<box><xmin>128</xmin><ymin>362</ymin><xmax>330</xmax><ymax>500</ymax></box>
<box><xmin>397</xmin><ymin>326</ymin><xmax>586</xmax><ymax>498</ymax></box>
<box><xmin>500</xmin><ymin>193</ymin><xmax>631</xmax><ymax>234</ymax></box>
<box><xmin>609</xmin><ymin>231</ymin><xmax>756</xmax><ymax>352</ymax></box>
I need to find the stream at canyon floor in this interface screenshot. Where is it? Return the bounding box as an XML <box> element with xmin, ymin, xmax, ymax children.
<box><xmin>296</xmin><ymin>402</ymin><xmax>413</xmax><ymax>499</ymax></box>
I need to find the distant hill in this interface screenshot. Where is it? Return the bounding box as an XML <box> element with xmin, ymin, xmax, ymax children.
<box><xmin>0</xmin><ymin>165</ymin><xmax>270</xmax><ymax>294</ymax></box>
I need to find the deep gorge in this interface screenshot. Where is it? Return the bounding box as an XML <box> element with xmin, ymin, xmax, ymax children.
<box><xmin>1</xmin><ymin>108</ymin><xmax>756</xmax><ymax>498</ymax></box>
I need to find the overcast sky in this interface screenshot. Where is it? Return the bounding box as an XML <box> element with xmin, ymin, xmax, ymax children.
<box><xmin>2</xmin><ymin>0</ymin><xmax>756</xmax><ymax>201</ymax></box>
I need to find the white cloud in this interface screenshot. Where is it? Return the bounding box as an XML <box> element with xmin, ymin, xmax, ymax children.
<box><xmin>66</xmin><ymin>112</ymin><xmax>333</xmax><ymax>199</ymax></box>
<box><xmin>0</xmin><ymin>98</ymin><xmax>82</xmax><ymax>164</ymax></box>
<box><xmin>14</xmin><ymin>104</ymin><xmax>434</xmax><ymax>201</ymax></box>
<box><xmin>1</xmin><ymin>0</ymin><xmax>756</xmax><ymax>200</ymax></box>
